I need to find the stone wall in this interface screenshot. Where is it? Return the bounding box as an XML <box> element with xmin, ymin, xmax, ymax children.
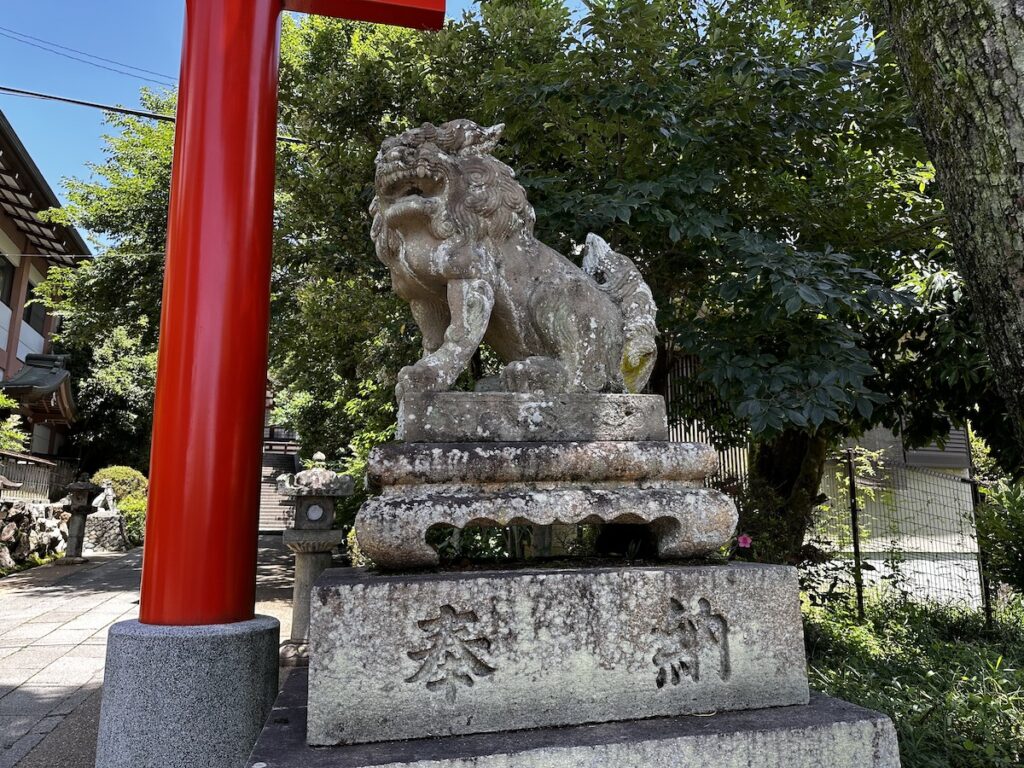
<box><xmin>0</xmin><ymin>500</ymin><xmax>68</xmax><ymax>570</ymax></box>
<box><xmin>84</xmin><ymin>511</ymin><xmax>131</xmax><ymax>554</ymax></box>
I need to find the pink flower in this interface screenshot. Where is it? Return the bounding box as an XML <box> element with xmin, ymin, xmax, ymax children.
<box><xmin>737</xmin><ymin>534</ymin><xmax>753</xmax><ymax>549</ymax></box>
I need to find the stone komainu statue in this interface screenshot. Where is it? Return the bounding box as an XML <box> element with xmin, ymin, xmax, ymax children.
<box><xmin>370</xmin><ymin>119</ymin><xmax>658</xmax><ymax>400</ymax></box>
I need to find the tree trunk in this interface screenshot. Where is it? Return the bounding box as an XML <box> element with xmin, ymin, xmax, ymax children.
<box><xmin>748</xmin><ymin>429</ymin><xmax>830</xmax><ymax>561</ymax></box>
<box><xmin>880</xmin><ymin>0</ymin><xmax>1024</xmax><ymax>463</ymax></box>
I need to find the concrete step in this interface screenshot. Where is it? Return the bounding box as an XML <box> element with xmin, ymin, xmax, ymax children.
<box><xmin>247</xmin><ymin>669</ymin><xmax>899</xmax><ymax>768</ymax></box>
<box><xmin>260</xmin><ymin>452</ymin><xmax>298</xmax><ymax>531</ymax></box>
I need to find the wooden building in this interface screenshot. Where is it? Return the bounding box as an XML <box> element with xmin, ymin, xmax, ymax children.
<box><xmin>0</xmin><ymin>108</ymin><xmax>89</xmax><ymax>457</ymax></box>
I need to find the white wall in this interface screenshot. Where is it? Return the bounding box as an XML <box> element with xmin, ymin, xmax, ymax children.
<box><xmin>0</xmin><ymin>301</ymin><xmax>11</xmax><ymax>353</ymax></box>
<box><xmin>30</xmin><ymin>424</ymin><xmax>50</xmax><ymax>454</ymax></box>
<box><xmin>0</xmin><ymin>226</ymin><xmax>17</xmax><ymax>257</ymax></box>
<box><xmin>0</xmin><ymin>250</ymin><xmax>20</xmax><ymax>356</ymax></box>
<box><xmin>17</xmin><ymin>324</ymin><xmax>44</xmax><ymax>360</ymax></box>
<box><xmin>27</xmin><ymin>264</ymin><xmax>43</xmax><ymax>287</ymax></box>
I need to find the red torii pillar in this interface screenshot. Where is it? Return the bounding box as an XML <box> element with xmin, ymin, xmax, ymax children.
<box><xmin>96</xmin><ymin>3</ymin><xmax>442</xmax><ymax>766</ymax></box>
<box><xmin>141</xmin><ymin>0</ymin><xmax>443</xmax><ymax>626</ymax></box>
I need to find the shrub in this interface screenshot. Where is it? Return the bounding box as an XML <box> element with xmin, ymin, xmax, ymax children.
<box><xmin>0</xmin><ymin>393</ymin><xmax>27</xmax><ymax>453</ymax></box>
<box><xmin>346</xmin><ymin>527</ymin><xmax>371</xmax><ymax>568</ymax></box>
<box><xmin>91</xmin><ymin>465</ymin><xmax>148</xmax><ymax>502</ymax></box>
<box><xmin>119</xmin><ymin>495</ymin><xmax>147</xmax><ymax>546</ymax></box>
<box><xmin>976</xmin><ymin>480</ymin><xmax>1024</xmax><ymax>593</ymax></box>
<box><xmin>806</xmin><ymin>596</ymin><xmax>1024</xmax><ymax>767</ymax></box>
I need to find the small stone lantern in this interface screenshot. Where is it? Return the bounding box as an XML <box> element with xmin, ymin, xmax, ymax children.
<box><xmin>277</xmin><ymin>452</ymin><xmax>354</xmax><ymax>665</ymax></box>
<box><xmin>59</xmin><ymin>474</ymin><xmax>102</xmax><ymax>565</ymax></box>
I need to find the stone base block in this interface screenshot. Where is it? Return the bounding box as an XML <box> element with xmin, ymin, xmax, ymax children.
<box><xmin>308</xmin><ymin>564</ymin><xmax>808</xmax><ymax>746</ymax></box>
<box><xmin>367</xmin><ymin>441</ymin><xmax>718</xmax><ymax>488</ymax></box>
<box><xmin>247</xmin><ymin>670</ymin><xmax>901</xmax><ymax>768</ymax></box>
<box><xmin>359</xmin><ymin>438</ymin><xmax>738</xmax><ymax>569</ymax></box>
<box><xmin>96</xmin><ymin>616</ymin><xmax>280</xmax><ymax>768</ymax></box>
<box><xmin>397</xmin><ymin>392</ymin><xmax>668</xmax><ymax>442</ymax></box>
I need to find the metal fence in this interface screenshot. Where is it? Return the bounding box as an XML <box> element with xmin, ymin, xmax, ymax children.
<box><xmin>664</xmin><ymin>355</ymin><xmax>992</xmax><ymax>615</ymax></box>
<box><xmin>810</xmin><ymin>450</ymin><xmax>989</xmax><ymax>617</ymax></box>
<box><xmin>665</xmin><ymin>355</ymin><xmax>748</xmax><ymax>486</ymax></box>
<box><xmin>0</xmin><ymin>451</ymin><xmax>78</xmax><ymax>502</ymax></box>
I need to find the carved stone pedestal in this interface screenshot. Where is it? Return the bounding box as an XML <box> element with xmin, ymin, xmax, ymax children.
<box><xmin>307</xmin><ymin>563</ymin><xmax>809</xmax><ymax>746</ymax></box>
<box><xmin>356</xmin><ymin>393</ymin><xmax>738</xmax><ymax>569</ymax></box>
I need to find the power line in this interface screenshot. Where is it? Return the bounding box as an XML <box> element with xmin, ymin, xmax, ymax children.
<box><xmin>0</xmin><ymin>30</ymin><xmax>175</xmax><ymax>87</ymax></box>
<box><xmin>3</xmin><ymin>252</ymin><xmax>171</xmax><ymax>261</ymax></box>
<box><xmin>0</xmin><ymin>25</ymin><xmax>177</xmax><ymax>83</ymax></box>
<box><xmin>0</xmin><ymin>85</ymin><xmax>306</xmax><ymax>145</ymax></box>
<box><xmin>3</xmin><ymin>253</ymin><xmax>96</xmax><ymax>260</ymax></box>
<box><xmin>0</xmin><ymin>85</ymin><xmax>175</xmax><ymax>123</ymax></box>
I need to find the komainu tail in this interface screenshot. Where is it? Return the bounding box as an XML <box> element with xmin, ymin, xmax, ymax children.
<box><xmin>582</xmin><ymin>233</ymin><xmax>658</xmax><ymax>392</ymax></box>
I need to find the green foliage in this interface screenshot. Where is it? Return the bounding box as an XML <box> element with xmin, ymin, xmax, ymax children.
<box><xmin>727</xmin><ymin>476</ymin><xmax>793</xmax><ymax>563</ymax></box>
<box><xmin>970</xmin><ymin>428</ymin><xmax>1007</xmax><ymax>487</ymax></box>
<box><xmin>39</xmin><ymin>2</ymin><xmax>1006</xmax><ymax>510</ymax></box>
<box><xmin>68</xmin><ymin>327</ymin><xmax>157</xmax><ymax>470</ymax></box>
<box><xmin>90</xmin><ymin>465</ymin><xmax>148</xmax><ymax>502</ymax></box>
<box><xmin>90</xmin><ymin>466</ymin><xmax>148</xmax><ymax>546</ymax></box>
<box><xmin>977</xmin><ymin>481</ymin><xmax>1024</xmax><ymax>594</ymax></box>
<box><xmin>118</xmin><ymin>495</ymin><xmax>147</xmax><ymax>546</ymax></box>
<box><xmin>346</xmin><ymin>527</ymin><xmax>371</xmax><ymax>567</ymax></box>
<box><xmin>271</xmin><ymin>0</ymin><xmax>961</xmax><ymax>472</ymax></box>
<box><xmin>0</xmin><ymin>393</ymin><xmax>28</xmax><ymax>454</ymax></box>
<box><xmin>0</xmin><ymin>551</ymin><xmax>61</xmax><ymax>578</ymax></box>
<box><xmin>35</xmin><ymin>90</ymin><xmax>172</xmax><ymax>471</ymax></box>
<box><xmin>865</xmin><ymin>255</ymin><xmax>1020</xmax><ymax>470</ymax></box>
<box><xmin>807</xmin><ymin>596</ymin><xmax>1024</xmax><ymax>767</ymax></box>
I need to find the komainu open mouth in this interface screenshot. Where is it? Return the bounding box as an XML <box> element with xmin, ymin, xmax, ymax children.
<box><xmin>377</xmin><ymin>164</ymin><xmax>444</xmax><ymax>200</ymax></box>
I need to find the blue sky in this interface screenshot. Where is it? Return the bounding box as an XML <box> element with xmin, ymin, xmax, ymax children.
<box><xmin>0</xmin><ymin>1</ymin><xmax>475</xmax><ymax>208</ymax></box>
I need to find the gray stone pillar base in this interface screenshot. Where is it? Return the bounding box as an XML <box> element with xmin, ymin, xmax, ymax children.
<box><xmin>96</xmin><ymin>616</ymin><xmax>280</xmax><ymax>768</ymax></box>
<box><xmin>246</xmin><ymin>669</ymin><xmax>900</xmax><ymax>768</ymax></box>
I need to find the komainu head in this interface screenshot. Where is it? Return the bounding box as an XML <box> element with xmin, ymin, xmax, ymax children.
<box><xmin>370</xmin><ymin>120</ymin><xmax>536</xmax><ymax>258</ymax></box>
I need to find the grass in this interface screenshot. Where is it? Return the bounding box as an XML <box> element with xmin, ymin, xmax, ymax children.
<box><xmin>806</xmin><ymin>594</ymin><xmax>1024</xmax><ymax>767</ymax></box>
<box><xmin>0</xmin><ymin>551</ymin><xmax>64</xmax><ymax>578</ymax></box>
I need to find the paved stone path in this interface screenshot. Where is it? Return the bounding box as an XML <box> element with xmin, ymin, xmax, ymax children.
<box><xmin>0</xmin><ymin>537</ymin><xmax>294</xmax><ymax>768</ymax></box>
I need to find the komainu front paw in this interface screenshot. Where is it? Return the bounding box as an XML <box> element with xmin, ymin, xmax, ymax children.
<box><xmin>498</xmin><ymin>357</ymin><xmax>568</xmax><ymax>394</ymax></box>
<box><xmin>396</xmin><ymin>362</ymin><xmax>448</xmax><ymax>402</ymax></box>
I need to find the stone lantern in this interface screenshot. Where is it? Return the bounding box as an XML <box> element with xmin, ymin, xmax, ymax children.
<box><xmin>276</xmin><ymin>452</ymin><xmax>353</xmax><ymax>665</ymax></box>
<box><xmin>59</xmin><ymin>474</ymin><xmax>102</xmax><ymax>565</ymax></box>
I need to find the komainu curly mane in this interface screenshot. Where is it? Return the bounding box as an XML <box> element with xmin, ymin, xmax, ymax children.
<box><xmin>370</xmin><ymin>119</ymin><xmax>658</xmax><ymax>400</ymax></box>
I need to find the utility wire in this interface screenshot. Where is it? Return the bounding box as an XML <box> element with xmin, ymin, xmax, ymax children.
<box><xmin>0</xmin><ymin>24</ymin><xmax>178</xmax><ymax>83</ymax></box>
<box><xmin>0</xmin><ymin>85</ymin><xmax>306</xmax><ymax>145</ymax></box>
<box><xmin>3</xmin><ymin>252</ymin><xmax>169</xmax><ymax>261</ymax></box>
<box><xmin>0</xmin><ymin>85</ymin><xmax>175</xmax><ymax>123</ymax></box>
<box><xmin>0</xmin><ymin>30</ymin><xmax>175</xmax><ymax>87</ymax></box>
<box><xmin>3</xmin><ymin>253</ymin><xmax>96</xmax><ymax>260</ymax></box>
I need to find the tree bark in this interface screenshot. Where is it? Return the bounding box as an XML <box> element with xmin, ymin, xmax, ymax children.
<box><xmin>748</xmin><ymin>429</ymin><xmax>830</xmax><ymax>561</ymax></box>
<box><xmin>880</xmin><ymin>0</ymin><xmax>1024</xmax><ymax>462</ymax></box>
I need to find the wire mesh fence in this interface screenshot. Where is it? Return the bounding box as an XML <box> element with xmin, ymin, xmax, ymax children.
<box><xmin>810</xmin><ymin>450</ymin><xmax>989</xmax><ymax>615</ymax></box>
<box><xmin>665</xmin><ymin>355</ymin><xmax>992</xmax><ymax>615</ymax></box>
